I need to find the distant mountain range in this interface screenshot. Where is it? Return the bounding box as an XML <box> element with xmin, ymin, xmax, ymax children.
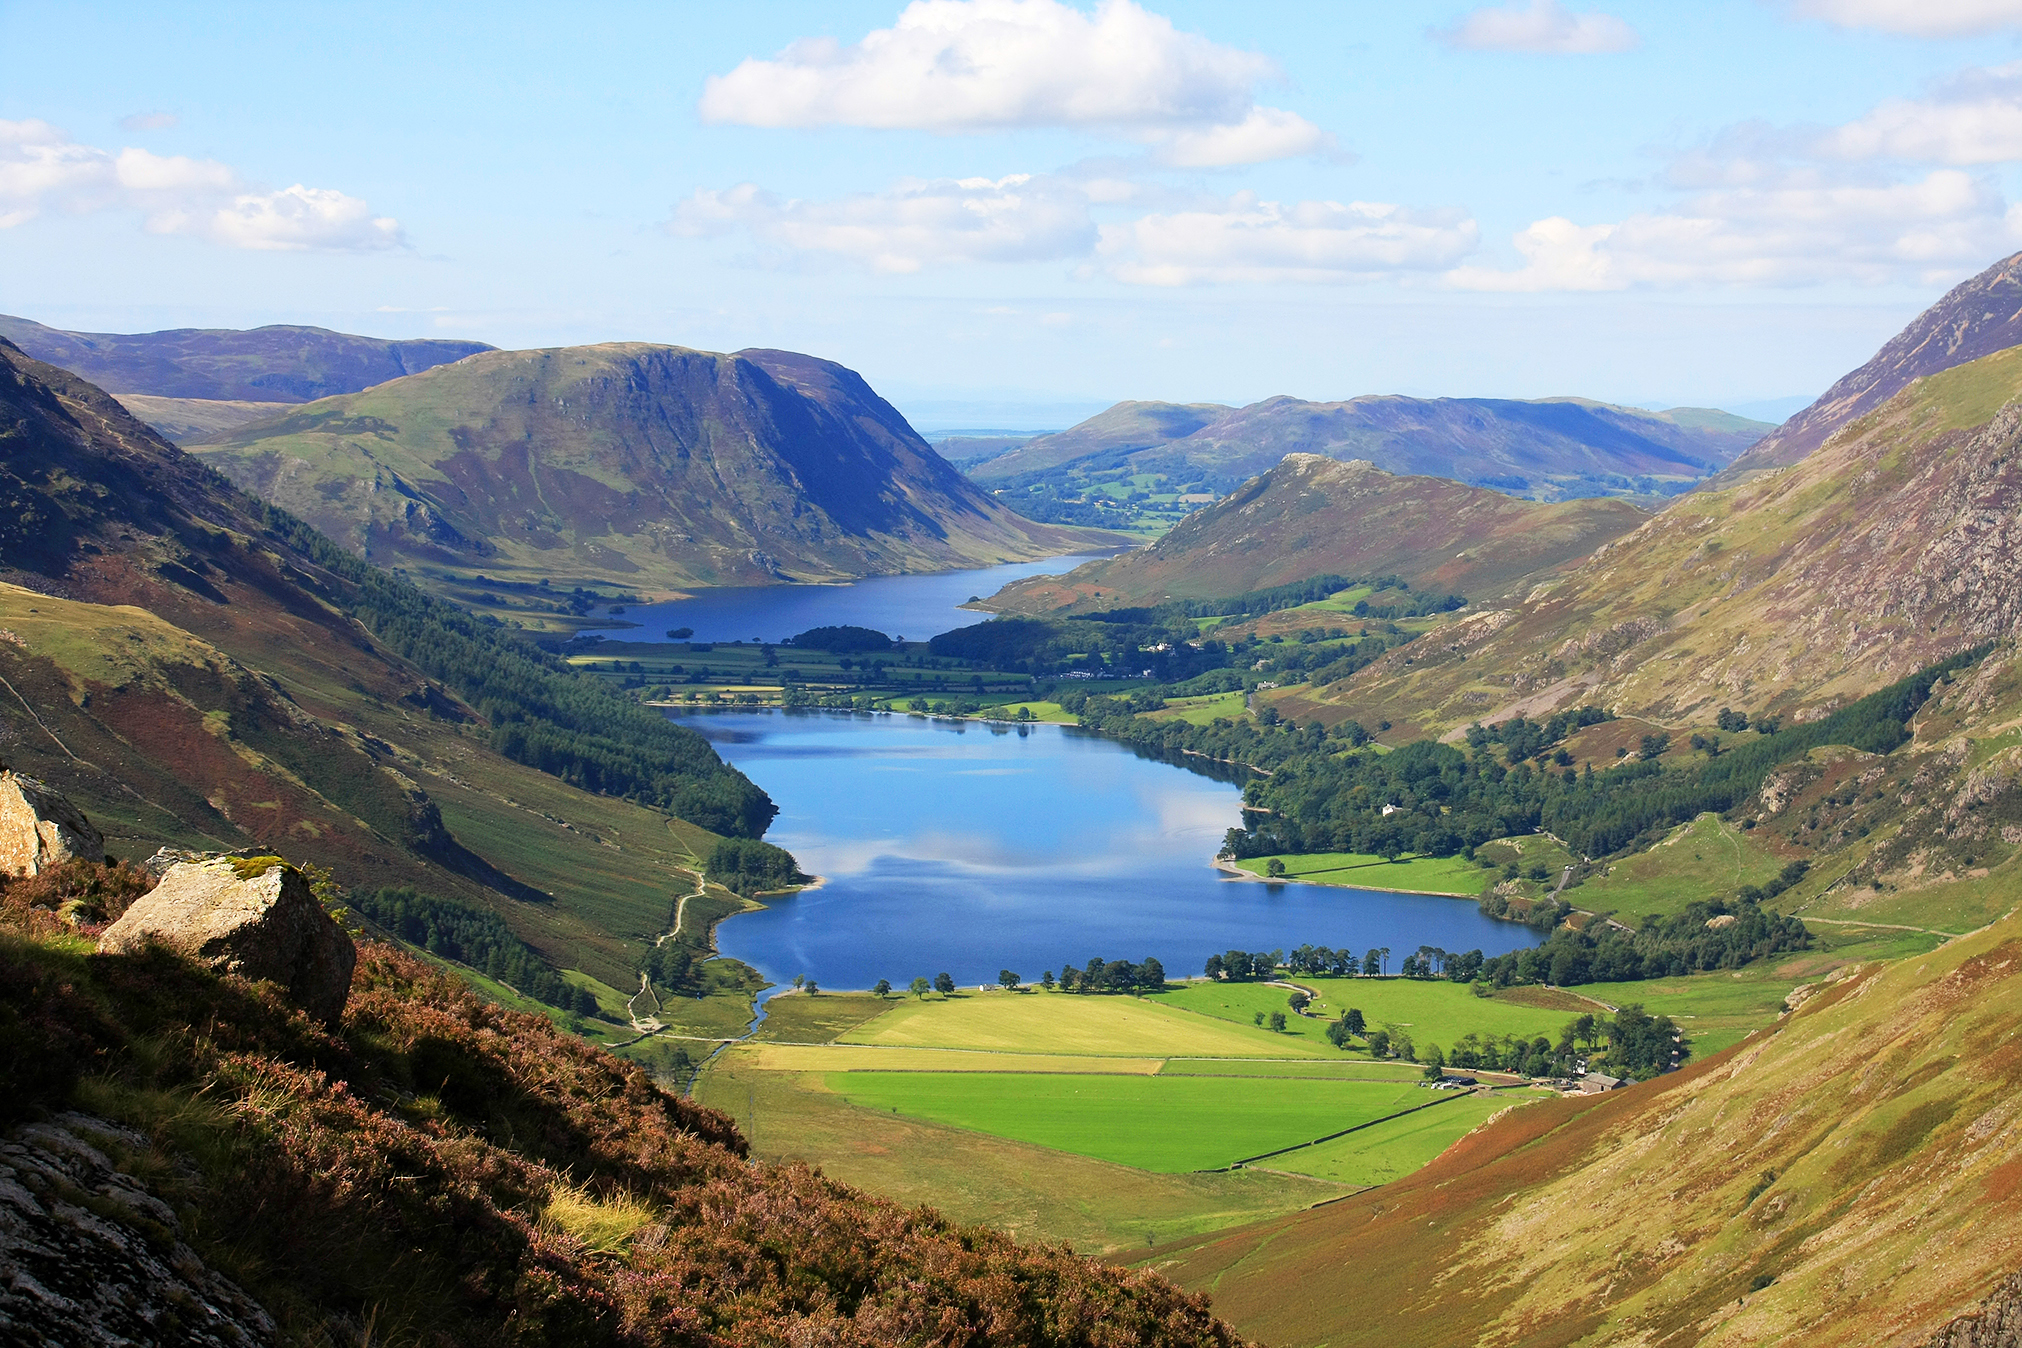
<box><xmin>186</xmin><ymin>342</ymin><xmax>1109</xmax><ymax>594</ymax></box>
<box><xmin>966</xmin><ymin>394</ymin><xmax>1774</xmax><ymax>502</ymax></box>
<box><xmin>0</xmin><ymin>313</ymin><xmax>493</xmax><ymax>403</ymax></box>
<box><xmin>987</xmin><ymin>454</ymin><xmax>1647</xmax><ymax>614</ymax></box>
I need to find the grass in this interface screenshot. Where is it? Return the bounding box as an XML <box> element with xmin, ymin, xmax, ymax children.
<box><xmin>1158</xmin><ymin>1058</ymin><xmax>1428</xmax><ymax>1081</ymax></box>
<box><xmin>826</xmin><ymin>1072</ymin><xmax>1429</xmax><ymax>1173</ymax></box>
<box><xmin>1231</xmin><ymin>851</ymin><xmax>1488</xmax><ymax>896</ymax></box>
<box><xmin>1572</xmin><ymin>813</ymin><xmax>1785</xmax><ymax>919</ymax></box>
<box><xmin>751</xmin><ymin>991</ymin><xmax>898</xmax><ymax>1042</ymax></box>
<box><xmin>692</xmin><ymin>1059</ymin><xmax>1349</xmax><ymax>1253</ymax></box>
<box><xmin>1148</xmin><ymin>691</ymin><xmax>1250</xmax><ymax>726</ymax></box>
<box><xmin>732</xmin><ymin>1044</ymin><xmax>1166</xmax><ymax>1075</ymax></box>
<box><xmin>1154</xmin><ymin>978</ymin><xmax>1588</xmax><ymax>1057</ymax></box>
<box><xmin>1264</xmin><ymin>1089</ymin><xmax>1548</xmax><ymax>1187</ymax></box>
<box><xmin>843</xmin><ymin>989</ymin><xmax>1339</xmax><ymax>1058</ymax></box>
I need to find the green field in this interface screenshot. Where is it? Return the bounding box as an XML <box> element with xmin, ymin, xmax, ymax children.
<box><xmin>1149</xmin><ymin>691</ymin><xmax>1250</xmax><ymax>725</ymax></box>
<box><xmin>1572</xmin><ymin>813</ymin><xmax>1785</xmax><ymax>918</ymax></box>
<box><xmin>1158</xmin><ymin>1058</ymin><xmax>1427</xmax><ymax>1080</ymax></box>
<box><xmin>842</xmin><ymin>989</ymin><xmax>1335</xmax><ymax>1057</ymax></box>
<box><xmin>827</xmin><ymin>1072</ymin><xmax>1429</xmax><ymax>1172</ymax></box>
<box><xmin>1154</xmin><ymin>978</ymin><xmax>1589</xmax><ymax>1057</ymax></box>
<box><xmin>1231</xmin><ymin>851</ymin><xmax>1488</xmax><ymax>895</ymax></box>
<box><xmin>1266</xmin><ymin>1089</ymin><xmax>1545</xmax><ymax>1187</ymax></box>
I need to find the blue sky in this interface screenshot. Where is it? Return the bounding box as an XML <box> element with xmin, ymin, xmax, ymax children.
<box><xmin>6</xmin><ymin>0</ymin><xmax>2022</xmax><ymax>426</ymax></box>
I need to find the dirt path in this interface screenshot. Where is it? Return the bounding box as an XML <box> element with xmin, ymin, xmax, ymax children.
<box><xmin>1798</xmin><ymin>915</ymin><xmax>1962</xmax><ymax>937</ymax></box>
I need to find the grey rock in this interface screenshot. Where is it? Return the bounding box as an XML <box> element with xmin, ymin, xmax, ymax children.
<box><xmin>0</xmin><ymin>769</ymin><xmax>104</xmax><ymax>878</ymax></box>
<box><xmin>98</xmin><ymin>858</ymin><xmax>356</xmax><ymax>1025</ymax></box>
<box><xmin>1923</xmin><ymin>1271</ymin><xmax>2022</xmax><ymax>1348</ymax></box>
<box><xmin>0</xmin><ymin>1112</ymin><xmax>276</xmax><ymax>1347</ymax></box>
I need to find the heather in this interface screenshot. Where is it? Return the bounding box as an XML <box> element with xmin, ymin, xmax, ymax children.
<box><xmin>0</xmin><ymin>863</ymin><xmax>1244</xmax><ymax>1347</ymax></box>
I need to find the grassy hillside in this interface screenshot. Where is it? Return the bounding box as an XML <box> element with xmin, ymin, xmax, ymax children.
<box><xmin>1148</xmin><ymin>890</ymin><xmax>2022</xmax><ymax>1348</ymax></box>
<box><xmin>0</xmin><ymin>337</ymin><xmax>782</xmax><ymax>1029</ymax></box>
<box><xmin>1288</xmin><ymin>343</ymin><xmax>2022</xmax><ymax>740</ymax></box>
<box><xmin>985</xmin><ymin>455</ymin><xmax>1646</xmax><ymax>616</ymax></box>
<box><xmin>189</xmin><ymin>342</ymin><xmax>1111</xmax><ymax>602</ymax></box>
<box><xmin>0</xmin><ymin>882</ymin><xmax>1244</xmax><ymax>1347</ymax></box>
<box><xmin>1728</xmin><ymin>248</ymin><xmax>2022</xmax><ymax>473</ymax></box>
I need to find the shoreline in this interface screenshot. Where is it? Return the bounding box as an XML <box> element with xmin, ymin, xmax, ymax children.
<box><xmin>1211</xmin><ymin>857</ymin><xmax>1479</xmax><ymax>900</ymax></box>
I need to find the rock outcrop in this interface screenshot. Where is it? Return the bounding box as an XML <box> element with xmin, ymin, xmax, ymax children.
<box><xmin>98</xmin><ymin>857</ymin><xmax>356</xmax><ymax>1024</ymax></box>
<box><xmin>1922</xmin><ymin>1271</ymin><xmax>2022</xmax><ymax>1348</ymax></box>
<box><xmin>0</xmin><ymin>1113</ymin><xmax>276</xmax><ymax>1347</ymax></box>
<box><xmin>0</xmin><ymin>769</ymin><xmax>104</xmax><ymax>877</ymax></box>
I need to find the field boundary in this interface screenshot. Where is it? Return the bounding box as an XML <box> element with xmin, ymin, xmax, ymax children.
<box><xmin>1200</xmin><ymin>1087</ymin><xmax>1477</xmax><ymax>1172</ymax></box>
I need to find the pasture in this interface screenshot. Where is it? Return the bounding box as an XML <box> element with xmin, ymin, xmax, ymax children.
<box><xmin>1266</xmin><ymin>1089</ymin><xmax>1550</xmax><ymax>1187</ymax></box>
<box><xmin>840</xmin><ymin>989</ymin><xmax>1335</xmax><ymax>1057</ymax></box>
<box><xmin>1573</xmin><ymin>813</ymin><xmax>1785</xmax><ymax>918</ymax></box>
<box><xmin>1229</xmin><ymin>851</ymin><xmax>1487</xmax><ymax>895</ymax></box>
<box><xmin>1155</xmin><ymin>978</ymin><xmax>1591</xmax><ymax>1056</ymax></box>
<box><xmin>826</xmin><ymin>1071</ymin><xmax>1430</xmax><ymax>1172</ymax></box>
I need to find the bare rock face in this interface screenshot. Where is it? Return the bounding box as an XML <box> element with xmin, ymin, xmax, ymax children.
<box><xmin>0</xmin><ymin>769</ymin><xmax>104</xmax><ymax>877</ymax></box>
<box><xmin>1922</xmin><ymin>1271</ymin><xmax>2022</xmax><ymax>1348</ymax></box>
<box><xmin>98</xmin><ymin>857</ymin><xmax>356</xmax><ymax>1024</ymax></box>
<box><xmin>0</xmin><ymin>1112</ymin><xmax>276</xmax><ymax>1347</ymax></box>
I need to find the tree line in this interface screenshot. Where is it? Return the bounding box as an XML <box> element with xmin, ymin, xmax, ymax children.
<box><xmin>257</xmin><ymin>505</ymin><xmax>780</xmax><ymax>840</ymax></box>
<box><xmin>350</xmin><ymin>886</ymin><xmax>600</xmax><ymax>1016</ymax></box>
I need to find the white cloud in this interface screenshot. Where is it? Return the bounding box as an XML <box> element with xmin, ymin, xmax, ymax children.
<box><xmin>1818</xmin><ymin>63</ymin><xmax>2022</xmax><ymax>164</ymax></box>
<box><xmin>671</xmin><ymin>173</ymin><xmax>1098</xmax><ymax>273</ymax></box>
<box><xmin>0</xmin><ymin>118</ymin><xmax>403</xmax><ymax>251</ymax></box>
<box><xmin>1099</xmin><ymin>194</ymin><xmax>1480</xmax><ymax>285</ymax></box>
<box><xmin>1449</xmin><ymin>170</ymin><xmax>2019</xmax><ymax>290</ymax></box>
<box><xmin>698</xmin><ymin>0</ymin><xmax>1327</xmax><ymax>165</ymax></box>
<box><xmin>118</xmin><ymin>112</ymin><xmax>179</xmax><ymax>131</ymax></box>
<box><xmin>1787</xmin><ymin>0</ymin><xmax>2022</xmax><ymax>37</ymax></box>
<box><xmin>1433</xmin><ymin>0</ymin><xmax>1639</xmax><ymax>53</ymax></box>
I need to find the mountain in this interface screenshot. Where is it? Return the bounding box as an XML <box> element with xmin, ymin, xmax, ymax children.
<box><xmin>189</xmin><ymin>343</ymin><xmax>1110</xmax><ymax>594</ymax></box>
<box><xmin>1153</xmin><ymin>823</ymin><xmax>2022</xmax><ymax>1347</ymax></box>
<box><xmin>0</xmin><ymin>335</ymin><xmax>774</xmax><ymax>989</ymax></box>
<box><xmin>986</xmin><ymin>455</ymin><xmax>1648</xmax><ymax>615</ymax></box>
<box><xmin>964</xmin><ymin>400</ymin><xmax>1234</xmax><ymax>478</ymax></box>
<box><xmin>1279</xmin><ymin>339</ymin><xmax>2022</xmax><ymax>741</ymax></box>
<box><xmin>968</xmin><ymin>394</ymin><xmax>1773</xmax><ymax>501</ymax></box>
<box><xmin>1729</xmin><ymin>249</ymin><xmax>2022</xmax><ymax>474</ymax></box>
<box><xmin>0</xmin><ymin>312</ymin><xmax>493</xmax><ymax>403</ymax></box>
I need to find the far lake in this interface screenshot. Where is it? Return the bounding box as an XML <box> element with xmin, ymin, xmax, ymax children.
<box><xmin>599</xmin><ymin>553</ymin><xmax>1117</xmax><ymax>645</ymax></box>
<box><xmin>672</xmin><ymin>709</ymin><xmax>1538</xmax><ymax>999</ymax></box>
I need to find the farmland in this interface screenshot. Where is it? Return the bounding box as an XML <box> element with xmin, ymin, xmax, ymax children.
<box><xmin>1228</xmin><ymin>850</ymin><xmax>1488</xmax><ymax>895</ymax></box>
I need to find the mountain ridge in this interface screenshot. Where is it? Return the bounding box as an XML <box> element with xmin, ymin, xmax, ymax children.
<box><xmin>189</xmin><ymin>341</ymin><xmax>1112</xmax><ymax>596</ymax></box>
<box><xmin>986</xmin><ymin>454</ymin><xmax>1648</xmax><ymax>615</ymax></box>
<box><xmin>0</xmin><ymin>312</ymin><xmax>494</xmax><ymax>403</ymax></box>
<box><xmin>969</xmin><ymin>393</ymin><xmax>1772</xmax><ymax>502</ymax></box>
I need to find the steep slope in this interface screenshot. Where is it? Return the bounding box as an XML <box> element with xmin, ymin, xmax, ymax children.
<box><xmin>106</xmin><ymin>393</ymin><xmax>292</xmax><ymax>442</ymax></box>
<box><xmin>190</xmin><ymin>343</ymin><xmax>1106</xmax><ymax>593</ymax></box>
<box><xmin>0</xmin><ymin>336</ymin><xmax>771</xmax><ymax>986</ymax></box>
<box><xmin>0</xmin><ymin>312</ymin><xmax>492</xmax><ymax>402</ymax></box>
<box><xmin>0</xmin><ymin>896</ymin><xmax>1244</xmax><ymax>1346</ymax></box>
<box><xmin>1291</xmin><ymin>343</ymin><xmax>2022</xmax><ymax>740</ymax></box>
<box><xmin>1154</xmin><ymin>887</ymin><xmax>2022</xmax><ymax>1347</ymax></box>
<box><xmin>987</xmin><ymin>455</ymin><xmax>1647</xmax><ymax>614</ymax></box>
<box><xmin>969</xmin><ymin>395</ymin><xmax>1770</xmax><ymax>501</ymax></box>
<box><xmin>1731</xmin><ymin>249</ymin><xmax>2022</xmax><ymax>473</ymax></box>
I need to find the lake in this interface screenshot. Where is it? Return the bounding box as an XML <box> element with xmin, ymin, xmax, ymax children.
<box><xmin>599</xmin><ymin>553</ymin><xmax>1116</xmax><ymax>645</ymax></box>
<box><xmin>672</xmin><ymin>709</ymin><xmax>1538</xmax><ymax>998</ymax></box>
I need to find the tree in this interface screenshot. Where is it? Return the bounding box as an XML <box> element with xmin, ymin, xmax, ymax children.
<box><xmin>1639</xmin><ymin>732</ymin><xmax>1671</xmax><ymax>761</ymax></box>
<box><xmin>1267</xmin><ymin>1011</ymin><xmax>1288</xmax><ymax>1033</ymax></box>
<box><xmin>933</xmin><ymin>972</ymin><xmax>956</xmax><ymax>996</ymax></box>
<box><xmin>1140</xmin><ymin>956</ymin><xmax>1165</xmax><ymax>989</ymax></box>
<box><xmin>1325</xmin><ymin>1019</ymin><xmax>1353</xmax><ymax>1049</ymax></box>
<box><xmin>1265</xmin><ymin>857</ymin><xmax>1288</xmax><ymax>878</ymax></box>
<box><xmin>805</xmin><ymin>980</ymin><xmax>819</xmax><ymax>995</ymax></box>
<box><xmin>1362</xmin><ymin>949</ymin><xmax>1381</xmax><ymax>976</ymax></box>
<box><xmin>909</xmin><ymin>976</ymin><xmax>930</xmax><ymax>999</ymax></box>
<box><xmin>1253</xmin><ymin>1011</ymin><xmax>1266</xmax><ymax>1026</ymax></box>
<box><xmin>1041</xmin><ymin>969</ymin><xmax>1055</xmax><ymax>990</ymax></box>
<box><xmin>1342</xmin><ymin>1007</ymin><xmax>1367</xmax><ymax>1037</ymax></box>
<box><xmin>999</xmin><ymin>969</ymin><xmax>1022</xmax><ymax>990</ymax></box>
<box><xmin>1367</xmin><ymin>1029</ymin><xmax>1392</xmax><ymax>1058</ymax></box>
<box><xmin>1287</xmin><ymin>990</ymin><xmax>1310</xmax><ymax>1015</ymax></box>
<box><xmin>873</xmin><ymin>979</ymin><xmax>892</xmax><ymax>998</ymax></box>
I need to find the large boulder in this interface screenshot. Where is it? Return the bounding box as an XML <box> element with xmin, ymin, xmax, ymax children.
<box><xmin>97</xmin><ymin>857</ymin><xmax>356</xmax><ymax>1024</ymax></box>
<box><xmin>0</xmin><ymin>769</ymin><xmax>105</xmax><ymax>877</ymax></box>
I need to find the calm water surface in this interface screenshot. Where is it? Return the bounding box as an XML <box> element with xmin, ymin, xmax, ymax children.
<box><xmin>674</xmin><ymin>710</ymin><xmax>1537</xmax><ymax>997</ymax></box>
<box><xmin>602</xmin><ymin>553</ymin><xmax>1115</xmax><ymax>644</ymax></box>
